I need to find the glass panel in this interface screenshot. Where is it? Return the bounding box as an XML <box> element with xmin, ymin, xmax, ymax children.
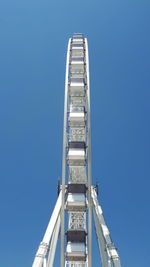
<box><xmin>71</xmin><ymin>57</ymin><xmax>84</xmax><ymax>62</ymax></box>
<box><xmin>70</xmin><ymin>78</ymin><xmax>84</xmax><ymax>83</ymax></box>
<box><xmin>70</xmin><ymin>69</ymin><xmax>85</xmax><ymax>75</ymax></box>
<box><xmin>71</xmin><ymin>44</ymin><xmax>84</xmax><ymax>48</ymax></box>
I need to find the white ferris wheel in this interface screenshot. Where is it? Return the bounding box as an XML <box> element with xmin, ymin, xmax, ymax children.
<box><xmin>32</xmin><ymin>34</ymin><xmax>121</xmax><ymax>267</ymax></box>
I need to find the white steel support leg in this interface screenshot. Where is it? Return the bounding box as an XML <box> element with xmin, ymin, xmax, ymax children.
<box><xmin>32</xmin><ymin>191</ymin><xmax>62</xmax><ymax>267</ymax></box>
<box><xmin>93</xmin><ymin>208</ymin><xmax>108</xmax><ymax>267</ymax></box>
<box><xmin>91</xmin><ymin>186</ymin><xmax>121</xmax><ymax>267</ymax></box>
<box><xmin>61</xmin><ymin>38</ymin><xmax>71</xmax><ymax>267</ymax></box>
<box><xmin>47</xmin><ymin>215</ymin><xmax>61</xmax><ymax>267</ymax></box>
<box><xmin>85</xmin><ymin>38</ymin><xmax>92</xmax><ymax>267</ymax></box>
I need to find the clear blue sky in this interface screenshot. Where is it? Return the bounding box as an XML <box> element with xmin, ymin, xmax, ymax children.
<box><xmin>0</xmin><ymin>0</ymin><xmax>150</xmax><ymax>266</ymax></box>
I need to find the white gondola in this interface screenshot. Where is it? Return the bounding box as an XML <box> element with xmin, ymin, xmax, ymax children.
<box><xmin>69</xmin><ymin>79</ymin><xmax>85</xmax><ymax>97</ymax></box>
<box><xmin>32</xmin><ymin>34</ymin><xmax>121</xmax><ymax>267</ymax></box>
<box><xmin>72</xmin><ymin>38</ymin><xmax>84</xmax><ymax>44</ymax></box>
<box><xmin>69</xmin><ymin>106</ymin><xmax>86</xmax><ymax>127</ymax></box>
<box><xmin>71</xmin><ymin>43</ymin><xmax>84</xmax><ymax>59</ymax></box>
<box><xmin>68</xmin><ymin>142</ymin><xmax>86</xmax><ymax>166</ymax></box>
<box><xmin>71</xmin><ymin>46</ymin><xmax>84</xmax><ymax>58</ymax></box>
<box><xmin>68</xmin><ymin>149</ymin><xmax>86</xmax><ymax>166</ymax></box>
<box><xmin>70</xmin><ymin>58</ymin><xmax>85</xmax><ymax>74</ymax></box>
<box><xmin>66</xmin><ymin>242</ymin><xmax>86</xmax><ymax>261</ymax></box>
<box><xmin>66</xmin><ymin>193</ymin><xmax>86</xmax><ymax>211</ymax></box>
<box><xmin>68</xmin><ymin>141</ymin><xmax>86</xmax><ymax>166</ymax></box>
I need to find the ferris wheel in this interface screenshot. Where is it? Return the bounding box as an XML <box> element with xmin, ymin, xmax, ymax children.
<box><xmin>32</xmin><ymin>34</ymin><xmax>121</xmax><ymax>267</ymax></box>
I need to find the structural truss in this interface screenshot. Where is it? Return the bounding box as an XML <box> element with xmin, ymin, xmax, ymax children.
<box><xmin>32</xmin><ymin>34</ymin><xmax>121</xmax><ymax>267</ymax></box>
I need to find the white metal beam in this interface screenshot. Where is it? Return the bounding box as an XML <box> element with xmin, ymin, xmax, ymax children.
<box><xmin>93</xmin><ymin>206</ymin><xmax>108</xmax><ymax>267</ymax></box>
<box><xmin>61</xmin><ymin>38</ymin><xmax>71</xmax><ymax>267</ymax></box>
<box><xmin>32</xmin><ymin>191</ymin><xmax>62</xmax><ymax>267</ymax></box>
<box><xmin>85</xmin><ymin>38</ymin><xmax>92</xmax><ymax>267</ymax></box>
<box><xmin>91</xmin><ymin>186</ymin><xmax>121</xmax><ymax>267</ymax></box>
<box><xmin>47</xmin><ymin>215</ymin><xmax>61</xmax><ymax>267</ymax></box>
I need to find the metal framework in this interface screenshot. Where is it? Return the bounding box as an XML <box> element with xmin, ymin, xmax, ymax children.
<box><xmin>32</xmin><ymin>34</ymin><xmax>121</xmax><ymax>267</ymax></box>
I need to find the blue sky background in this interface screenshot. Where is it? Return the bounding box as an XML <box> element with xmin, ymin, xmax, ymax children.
<box><xmin>0</xmin><ymin>0</ymin><xmax>150</xmax><ymax>266</ymax></box>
